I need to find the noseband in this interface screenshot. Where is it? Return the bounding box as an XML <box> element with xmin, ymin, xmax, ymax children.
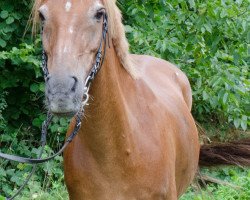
<box><xmin>0</xmin><ymin>14</ymin><xmax>109</xmax><ymax>200</ymax></box>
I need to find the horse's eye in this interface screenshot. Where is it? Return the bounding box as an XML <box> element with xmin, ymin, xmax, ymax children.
<box><xmin>95</xmin><ymin>10</ymin><xmax>104</xmax><ymax>21</ymax></box>
<box><xmin>39</xmin><ymin>12</ymin><xmax>45</xmax><ymax>21</ymax></box>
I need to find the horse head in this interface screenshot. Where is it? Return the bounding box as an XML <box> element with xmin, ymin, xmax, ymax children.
<box><xmin>36</xmin><ymin>0</ymin><xmax>108</xmax><ymax>116</ymax></box>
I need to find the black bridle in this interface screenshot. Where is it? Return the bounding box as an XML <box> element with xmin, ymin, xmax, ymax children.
<box><xmin>0</xmin><ymin>13</ymin><xmax>109</xmax><ymax>200</ymax></box>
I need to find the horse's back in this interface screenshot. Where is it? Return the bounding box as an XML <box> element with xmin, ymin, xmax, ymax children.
<box><xmin>130</xmin><ymin>54</ymin><xmax>200</xmax><ymax>197</ymax></box>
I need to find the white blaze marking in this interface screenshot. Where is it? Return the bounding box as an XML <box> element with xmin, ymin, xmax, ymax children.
<box><xmin>65</xmin><ymin>1</ymin><xmax>72</xmax><ymax>12</ymax></box>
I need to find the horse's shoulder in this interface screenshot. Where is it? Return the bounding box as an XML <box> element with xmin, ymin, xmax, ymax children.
<box><xmin>130</xmin><ymin>54</ymin><xmax>192</xmax><ymax>109</ymax></box>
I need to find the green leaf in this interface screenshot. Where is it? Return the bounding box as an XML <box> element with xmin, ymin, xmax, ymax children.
<box><xmin>188</xmin><ymin>0</ymin><xmax>196</xmax><ymax>9</ymax></box>
<box><xmin>0</xmin><ymin>10</ymin><xmax>9</xmax><ymax>19</ymax></box>
<box><xmin>125</xmin><ymin>25</ymin><xmax>134</xmax><ymax>33</ymax></box>
<box><xmin>58</xmin><ymin>127</ymin><xmax>65</xmax><ymax>133</ymax></box>
<box><xmin>30</xmin><ymin>83</ymin><xmax>39</xmax><ymax>93</ymax></box>
<box><xmin>235</xmin><ymin>0</ymin><xmax>243</xmax><ymax>5</ymax></box>
<box><xmin>39</xmin><ymin>83</ymin><xmax>45</xmax><ymax>92</ymax></box>
<box><xmin>17</xmin><ymin>163</ymin><xmax>26</xmax><ymax>170</ymax></box>
<box><xmin>0</xmin><ymin>38</ymin><xmax>7</xmax><ymax>48</ymax></box>
<box><xmin>234</xmin><ymin>118</ymin><xmax>240</xmax><ymax>129</ymax></box>
<box><xmin>220</xmin><ymin>10</ymin><xmax>227</xmax><ymax>18</ymax></box>
<box><xmin>241</xmin><ymin>120</ymin><xmax>247</xmax><ymax>131</ymax></box>
<box><xmin>32</xmin><ymin>118</ymin><xmax>42</xmax><ymax>127</ymax></box>
<box><xmin>6</xmin><ymin>16</ymin><xmax>14</xmax><ymax>24</ymax></box>
<box><xmin>0</xmin><ymin>168</ymin><xmax>6</xmax><ymax>177</ymax></box>
<box><xmin>59</xmin><ymin>118</ymin><xmax>67</xmax><ymax>125</ymax></box>
<box><xmin>204</xmin><ymin>24</ymin><xmax>212</xmax><ymax>33</ymax></box>
<box><xmin>51</xmin><ymin>124</ymin><xmax>59</xmax><ymax>133</ymax></box>
<box><xmin>223</xmin><ymin>93</ymin><xmax>228</xmax><ymax>104</ymax></box>
<box><xmin>0</xmin><ymin>195</ymin><xmax>5</xmax><ymax>200</ymax></box>
<box><xmin>203</xmin><ymin>91</ymin><xmax>209</xmax><ymax>100</ymax></box>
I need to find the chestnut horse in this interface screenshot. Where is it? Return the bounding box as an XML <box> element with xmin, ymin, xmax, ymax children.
<box><xmin>32</xmin><ymin>0</ymin><xmax>250</xmax><ymax>200</ymax></box>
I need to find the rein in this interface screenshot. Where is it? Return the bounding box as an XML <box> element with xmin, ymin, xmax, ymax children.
<box><xmin>0</xmin><ymin>14</ymin><xmax>109</xmax><ymax>200</ymax></box>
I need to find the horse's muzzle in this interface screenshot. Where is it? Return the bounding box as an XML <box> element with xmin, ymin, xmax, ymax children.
<box><xmin>45</xmin><ymin>74</ymin><xmax>83</xmax><ymax>117</ymax></box>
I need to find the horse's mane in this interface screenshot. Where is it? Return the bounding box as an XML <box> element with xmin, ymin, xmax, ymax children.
<box><xmin>31</xmin><ymin>0</ymin><xmax>137</xmax><ymax>78</ymax></box>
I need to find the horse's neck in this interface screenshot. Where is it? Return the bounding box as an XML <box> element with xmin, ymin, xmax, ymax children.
<box><xmin>78</xmin><ymin>45</ymin><xmax>134</xmax><ymax>163</ymax></box>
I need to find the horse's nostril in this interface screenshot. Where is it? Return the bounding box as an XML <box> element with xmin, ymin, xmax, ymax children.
<box><xmin>71</xmin><ymin>76</ymin><xmax>78</xmax><ymax>92</ymax></box>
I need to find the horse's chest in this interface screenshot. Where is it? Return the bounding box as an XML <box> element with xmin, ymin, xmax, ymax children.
<box><xmin>67</xmin><ymin>178</ymin><xmax>169</xmax><ymax>200</ymax></box>
<box><xmin>65</xmin><ymin>153</ymin><xmax>172</xmax><ymax>200</ymax></box>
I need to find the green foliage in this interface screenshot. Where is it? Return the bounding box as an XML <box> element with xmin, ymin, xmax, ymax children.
<box><xmin>119</xmin><ymin>0</ymin><xmax>250</xmax><ymax>130</ymax></box>
<box><xmin>181</xmin><ymin>167</ymin><xmax>250</xmax><ymax>199</ymax></box>
<box><xmin>0</xmin><ymin>0</ymin><xmax>31</xmax><ymax>49</ymax></box>
<box><xmin>0</xmin><ymin>182</ymin><xmax>68</xmax><ymax>200</ymax></box>
<box><xmin>0</xmin><ymin>0</ymin><xmax>43</xmax><ymax>131</ymax></box>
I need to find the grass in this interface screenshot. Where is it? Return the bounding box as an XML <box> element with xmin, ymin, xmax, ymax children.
<box><xmin>2</xmin><ymin>166</ymin><xmax>248</xmax><ymax>200</ymax></box>
<box><xmin>181</xmin><ymin>166</ymin><xmax>250</xmax><ymax>200</ymax></box>
<box><xmin>19</xmin><ymin>187</ymin><xmax>68</xmax><ymax>200</ymax></box>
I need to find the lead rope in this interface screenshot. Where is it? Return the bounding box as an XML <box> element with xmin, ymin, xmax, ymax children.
<box><xmin>6</xmin><ymin>113</ymin><xmax>53</xmax><ymax>200</ymax></box>
<box><xmin>0</xmin><ymin>13</ymin><xmax>108</xmax><ymax>200</ymax></box>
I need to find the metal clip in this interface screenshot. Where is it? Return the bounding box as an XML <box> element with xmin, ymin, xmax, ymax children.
<box><xmin>76</xmin><ymin>121</ymin><xmax>82</xmax><ymax>128</ymax></box>
<box><xmin>82</xmin><ymin>92</ymin><xmax>90</xmax><ymax>107</ymax></box>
